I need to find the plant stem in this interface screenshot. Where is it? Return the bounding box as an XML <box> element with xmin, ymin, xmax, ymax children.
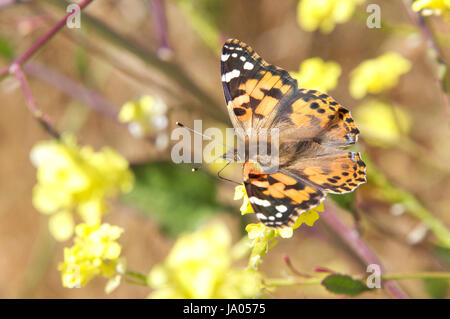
<box><xmin>0</xmin><ymin>0</ymin><xmax>94</xmax><ymax>78</ymax></box>
<box><xmin>401</xmin><ymin>0</ymin><xmax>449</xmax><ymax>118</ymax></box>
<box><xmin>382</xmin><ymin>272</ymin><xmax>450</xmax><ymax>281</ymax></box>
<box><xmin>125</xmin><ymin>269</ymin><xmax>148</xmax><ymax>285</ymax></box>
<box><xmin>44</xmin><ymin>0</ymin><xmax>228</xmax><ymax>123</ymax></box>
<box><xmin>10</xmin><ymin>64</ymin><xmax>60</xmax><ymax>138</ymax></box>
<box><xmin>264</xmin><ymin>277</ymin><xmax>322</xmax><ymax>287</ymax></box>
<box><xmin>149</xmin><ymin>0</ymin><xmax>172</xmax><ymax>57</ymax></box>
<box><xmin>264</xmin><ymin>272</ymin><xmax>450</xmax><ymax>288</ymax></box>
<box><xmin>321</xmin><ymin>207</ymin><xmax>409</xmax><ymax>299</ymax></box>
<box><xmin>24</xmin><ymin>61</ymin><xmax>119</xmax><ymax>121</ymax></box>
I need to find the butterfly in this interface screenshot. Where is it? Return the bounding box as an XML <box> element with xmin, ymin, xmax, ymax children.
<box><xmin>221</xmin><ymin>39</ymin><xmax>366</xmax><ymax>228</ymax></box>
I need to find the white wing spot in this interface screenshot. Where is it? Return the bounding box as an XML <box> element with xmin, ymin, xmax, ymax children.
<box><xmin>275</xmin><ymin>205</ymin><xmax>288</xmax><ymax>213</ymax></box>
<box><xmin>275</xmin><ymin>213</ymin><xmax>283</xmax><ymax>218</ymax></box>
<box><xmin>249</xmin><ymin>196</ymin><xmax>271</xmax><ymax>207</ymax></box>
<box><xmin>222</xmin><ymin>69</ymin><xmax>241</xmax><ymax>82</ymax></box>
<box><xmin>221</xmin><ymin>53</ymin><xmax>230</xmax><ymax>62</ymax></box>
<box><xmin>232</xmin><ymin>53</ymin><xmax>238</xmax><ymax>58</ymax></box>
<box><xmin>243</xmin><ymin>62</ymin><xmax>254</xmax><ymax>70</ymax></box>
<box><xmin>240</xmin><ymin>56</ymin><xmax>246</xmax><ymax>61</ymax></box>
<box><xmin>256</xmin><ymin>213</ymin><xmax>267</xmax><ymax>220</ymax></box>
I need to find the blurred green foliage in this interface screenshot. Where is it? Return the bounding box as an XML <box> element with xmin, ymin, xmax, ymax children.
<box><xmin>424</xmin><ymin>278</ymin><xmax>448</xmax><ymax>299</ymax></box>
<box><xmin>121</xmin><ymin>161</ymin><xmax>226</xmax><ymax>236</ymax></box>
<box><xmin>0</xmin><ymin>35</ymin><xmax>14</xmax><ymax>60</ymax></box>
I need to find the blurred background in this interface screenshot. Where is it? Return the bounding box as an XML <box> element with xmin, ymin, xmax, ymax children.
<box><xmin>0</xmin><ymin>0</ymin><xmax>449</xmax><ymax>298</ymax></box>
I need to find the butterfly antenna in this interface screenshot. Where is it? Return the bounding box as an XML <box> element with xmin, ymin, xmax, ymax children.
<box><xmin>176</xmin><ymin>121</ymin><xmax>240</xmax><ymax>184</ymax></box>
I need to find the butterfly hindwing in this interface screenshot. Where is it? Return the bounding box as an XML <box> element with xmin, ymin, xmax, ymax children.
<box><xmin>281</xmin><ymin>151</ymin><xmax>367</xmax><ymax>194</ymax></box>
<box><xmin>244</xmin><ymin>162</ymin><xmax>325</xmax><ymax>228</ymax></box>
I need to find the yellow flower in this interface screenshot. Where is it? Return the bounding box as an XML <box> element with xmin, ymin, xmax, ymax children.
<box><xmin>58</xmin><ymin>223</ymin><xmax>125</xmax><ymax>293</ymax></box>
<box><xmin>118</xmin><ymin>95</ymin><xmax>168</xmax><ymax>139</ymax></box>
<box><xmin>233</xmin><ymin>185</ymin><xmax>254</xmax><ymax>215</ymax></box>
<box><xmin>412</xmin><ymin>0</ymin><xmax>450</xmax><ymax>19</ymax></box>
<box><xmin>354</xmin><ymin>99</ymin><xmax>412</xmax><ymax>147</ymax></box>
<box><xmin>297</xmin><ymin>0</ymin><xmax>364</xmax><ymax>33</ymax></box>
<box><xmin>30</xmin><ymin>133</ymin><xmax>134</xmax><ymax>241</ymax></box>
<box><xmin>147</xmin><ymin>224</ymin><xmax>262</xmax><ymax>299</ymax></box>
<box><xmin>349</xmin><ymin>52</ymin><xmax>411</xmax><ymax>99</ymax></box>
<box><xmin>291</xmin><ymin>57</ymin><xmax>341</xmax><ymax>93</ymax></box>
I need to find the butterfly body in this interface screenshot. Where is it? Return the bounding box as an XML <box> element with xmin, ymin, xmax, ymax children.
<box><xmin>221</xmin><ymin>39</ymin><xmax>366</xmax><ymax>228</ymax></box>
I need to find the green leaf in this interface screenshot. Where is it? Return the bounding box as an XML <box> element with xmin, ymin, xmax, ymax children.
<box><xmin>0</xmin><ymin>36</ymin><xmax>14</xmax><ymax>60</ymax></box>
<box><xmin>322</xmin><ymin>274</ymin><xmax>370</xmax><ymax>297</ymax></box>
<box><xmin>423</xmin><ymin>278</ymin><xmax>448</xmax><ymax>299</ymax></box>
<box><xmin>121</xmin><ymin>161</ymin><xmax>224</xmax><ymax>236</ymax></box>
<box><xmin>434</xmin><ymin>245</ymin><xmax>450</xmax><ymax>268</ymax></box>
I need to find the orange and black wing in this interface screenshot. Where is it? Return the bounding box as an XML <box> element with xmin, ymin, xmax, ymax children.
<box><xmin>244</xmin><ymin>162</ymin><xmax>325</xmax><ymax>228</ymax></box>
<box><xmin>221</xmin><ymin>39</ymin><xmax>298</xmax><ymax>134</ymax></box>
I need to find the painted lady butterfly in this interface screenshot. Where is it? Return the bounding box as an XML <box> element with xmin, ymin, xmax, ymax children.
<box><xmin>221</xmin><ymin>39</ymin><xmax>366</xmax><ymax>228</ymax></box>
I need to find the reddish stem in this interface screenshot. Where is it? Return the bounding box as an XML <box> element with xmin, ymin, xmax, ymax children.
<box><xmin>283</xmin><ymin>255</ymin><xmax>312</xmax><ymax>278</ymax></box>
<box><xmin>0</xmin><ymin>0</ymin><xmax>94</xmax><ymax>78</ymax></box>
<box><xmin>321</xmin><ymin>208</ymin><xmax>409</xmax><ymax>299</ymax></box>
<box><xmin>149</xmin><ymin>0</ymin><xmax>171</xmax><ymax>57</ymax></box>
<box><xmin>0</xmin><ymin>0</ymin><xmax>94</xmax><ymax>137</ymax></box>
<box><xmin>10</xmin><ymin>64</ymin><xmax>59</xmax><ymax>138</ymax></box>
<box><xmin>401</xmin><ymin>0</ymin><xmax>449</xmax><ymax>118</ymax></box>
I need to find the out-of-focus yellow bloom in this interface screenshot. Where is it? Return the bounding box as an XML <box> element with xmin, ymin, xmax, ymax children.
<box><xmin>58</xmin><ymin>223</ymin><xmax>126</xmax><ymax>293</ymax></box>
<box><xmin>354</xmin><ymin>99</ymin><xmax>412</xmax><ymax>147</ymax></box>
<box><xmin>297</xmin><ymin>0</ymin><xmax>364</xmax><ymax>33</ymax></box>
<box><xmin>119</xmin><ymin>95</ymin><xmax>168</xmax><ymax>144</ymax></box>
<box><xmin>291</xmin><ymin>57</ymin><xmax>341</xmax><ymax>93</ymax></box>
<box><xmin>412</xmin><ymin>0</ymin><xmax>450</xmax><ymax>20</ymax></box>
<box><xmin>30</xmin><ymin>133</ymin><xmax>134</xmax><ymax>241</ymax></box>
<box><xmin>234</xmin><ymin>184</ymin><xmax>254</xmax><ymax>215</ymax></box>
<box><xmin>350</xmin><ymin>53</ymin><xmax>411</xmax><ymax>99</ymax></box>
<box><xmin>147</xmin><ymin>224</ymin><xmax>262</xmax><ymax>299</ymax></box>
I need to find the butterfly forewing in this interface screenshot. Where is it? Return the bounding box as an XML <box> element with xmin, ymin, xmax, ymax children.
<box><xmin>221</xmin><ymin>39</ymin><xmax>298</xmax><ymax>134</ymax></box>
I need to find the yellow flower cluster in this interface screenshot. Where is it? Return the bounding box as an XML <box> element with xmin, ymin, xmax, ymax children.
<box><xmin>297</xmin><ymin>0</ymin><xmax>364</xmax><ymax>33</ymax></box>
<box><xmin>291</xmin><ymin>57</ymin><xmax>342</xmax><ymax>93</ymax></box>
<box><xmin>119</xmin><ymin>95</ymin><xmax>168</xmax><ymax>148</ymax></box>
<box><xmin>30</xmin><ymin>133</ymin><xmax>134</xmax><ymax>241</ymax></box>
<box><xmin>349</xmin><ymin>52</ymin><xmax>411</xmax><ymax>99</ymax></box>
<box><xmin>147</xmin><ymin>224</ymin><xmax>262</xmax><ymax>299</ymax></box>
<box><xmin>354</xmin><ymin>99</ymin><xmax>412</xmax><ymax>147</ymax></box>
<box><xmin>58</xmin><ymin>223</ymin><xmax>125</xmax><ymax>293</ymax></box>
<box><xmin>412</xmin><ymin>0</ymin><xmax>450</xmax><ymax>19</ymax></box>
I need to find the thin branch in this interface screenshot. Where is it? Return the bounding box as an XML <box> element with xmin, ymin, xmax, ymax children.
<box><xmin>401</xmin><ymin>0</ymin><xmax>449</xmax><ymax>118</ymax></box>
<box><xmin>0</xmin><ymin>0</ymin><xmax>94</xmax><ymax>78</ymax></box>
<box><xmin>24</xmin><ymin>61</ymin><xmax>119</xmax><ymax>121</ymax></box>
<box><xmin>9</xmin><ymin>64</ymin><xmax>60</xmax><ymax>137</ymax></box>
<box><xmin>321</xmin><ymin>207</ymin><xmax>410</xmax><ymax>299</ymax></box>
<box><xmin>44</xmin><ymin>0</ymin><xmax>228</xmax><ymax>123</ymax></box>
<box><xmin>149</xmin><ymin>0</ymin><xmax>172</xmax><ymax>59</ymax></box>
<box><xmin>0</xmin><ymin>0</ymin><xmax>94</xmax><ymax>137</ymax></box>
